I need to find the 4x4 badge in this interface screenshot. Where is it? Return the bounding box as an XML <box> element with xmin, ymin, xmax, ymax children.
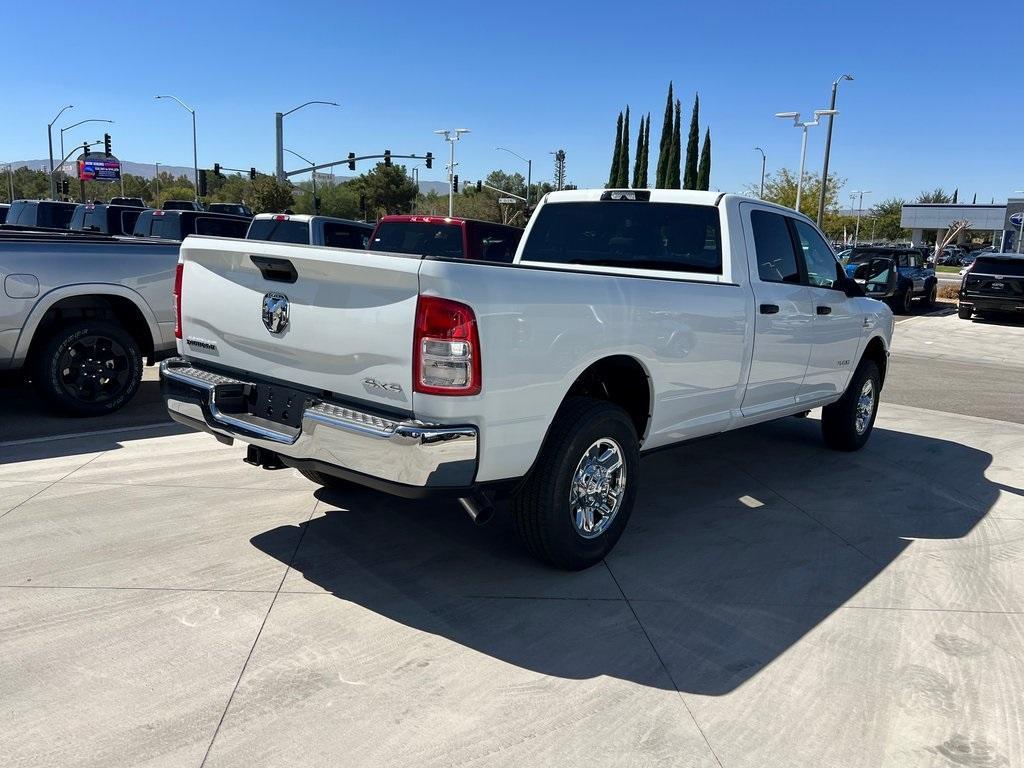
<box><xmin>262</xmin><ymin>293</ymin><xmax>289</xmax><ymax>334</ymax></box>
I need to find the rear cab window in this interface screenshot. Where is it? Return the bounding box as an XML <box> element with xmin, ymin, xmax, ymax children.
<box><xmin>195</xmin><ymin>217</ymin><xmax>249</xmax><ymax>238</ymax></box>
<box><xmin>247</xmin><ymin>218</ymin><xmax>311</xmax><ymax>244</ymax></box>
<box><xmin>370</xmin><ymin>222</ymin><xmax>465</xmax><ymax>258</ymax></box>
<box><xmin>322</xmin><ymin>222</ymin><xmax>372</xmax><ymax>249</ymax></box>
<box><xmin>972</xmin><ymin>257</ymin><xmax>1024</xmax><ymax>277</ymax></box>
<box><xmin>37</xmin><ymin>202</ymin><xmax>76</xmax><ymax>229</ymax></box>
<box><xmin>519</xmin><ymin>201</ymin><xmax>722</xmax><ymax>276</ymax></box>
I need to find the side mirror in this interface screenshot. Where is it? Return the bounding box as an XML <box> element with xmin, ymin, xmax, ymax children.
<box><xmin>841</xmin><ymin>275</ymin><xmax>864</xmax><ymax>298</ymax></box>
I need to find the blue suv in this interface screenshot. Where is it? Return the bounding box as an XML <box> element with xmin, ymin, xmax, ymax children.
<box><xmin>843</xmin><ymin>247</ymin><xmax>937</xmax><ymax>314</ymax></box>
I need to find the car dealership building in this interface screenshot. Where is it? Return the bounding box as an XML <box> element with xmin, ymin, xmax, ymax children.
<box><xmin>901</xmin><ymin>200</ymin><xmax>1024</xmax><ymax>251</ymax></box>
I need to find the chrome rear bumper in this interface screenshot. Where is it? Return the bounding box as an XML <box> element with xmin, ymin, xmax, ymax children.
<box><xmin>160</xmin><ymin>358</ymin><xmax>477</xmax><ymax>489</ymax></box>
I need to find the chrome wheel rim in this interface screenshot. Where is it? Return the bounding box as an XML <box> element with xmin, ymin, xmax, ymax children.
<box><xmin>569</xmin><ymin>437</ymin><xmax>627</xmax><ymax>539</ymax></box>
<box><xmin>855</xmin><ymin>379</ymin><xmax>875</xmax><ymax>435</ymax></box>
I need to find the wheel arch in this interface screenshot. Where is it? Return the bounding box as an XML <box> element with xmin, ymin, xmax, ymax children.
<box><xmin>861</xmin><ymin>334</ymin><xmax>888</xmax><ymax>386</ymax></box>
<box><xmin>15</xmin><ymin>285</ymin><xmax>159</xmax><ymax>369</ymax></box>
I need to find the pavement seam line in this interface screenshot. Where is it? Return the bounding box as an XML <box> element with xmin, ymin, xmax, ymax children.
<box><xmin>601</xmin><ymin>559</ymin><xmax>725</xmax><ymax>768</ymax></box>
<box><xmin>198</xmin><ymin>498</ymin><xmax>320</xmax><ymax>768</ymax></box>
<box><xmin>0</xmin><ymin>450</ymin><xmax>107</xmax><ymax>522</ymax></box>
<box><xmin>0</xmin><ymin>421</ymin><xmax>179</xmax><ymax>447</ymax></box>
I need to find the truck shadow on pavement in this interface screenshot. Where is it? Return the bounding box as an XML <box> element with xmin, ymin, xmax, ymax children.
<box><xmin>250</xmin><ymin>416</ymin><xmax>1017</xmax><ymax>696</ymax></box>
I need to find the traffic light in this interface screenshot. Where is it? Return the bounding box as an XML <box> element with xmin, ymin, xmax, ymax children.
<box><xmin>198</xmin><ymin>169</ymin><xmax>208</xmax><ymax>197</ymax></box>
<box><xmin>424</xmin><ymin>152</ymin><xmax>432</xmax><ymax>169</ymax></box>
<box><xmin>61</xmin><ymin>178</ymin><xmax>69</xmax><ymax>196</ymax></box>
<box><xmin>452</xmin><ymin>174</ymin><xmax>458</xmax><ymax>193</ymax></box>
<box><xmin>249</xmin><ymin>167</ymin><xmax>257</xmax><ymax>180</ymax></box>
<box><xmin>314</xmin><ymin>196</ymin><xmax>322</xmax><ymax>214</ymax></box>
<box><xmin>384</xmin><ymin>150</ymin><xmax>392</xmax><ymax>167</ymax></box>
<box><xmin>359</xmin><ymin>194</ymin><xmax>367</xmax><ymax>214</ymax></box>
<box><xmin>347</xmin><ymin>152</ymin><xmax>356</xmax><ymax>171</ymax></box>
<box><xmin>103</xmin><ymin>133</ymin><xmax>112</xmax><ymax>157</ymax></box>
<box><xmin>476</xmin><ymin>180</ymin><xmax>482</xmax><ymax>192</ymax></box>
<box><xmin>213</xmin><ymin>163</ymin><xmax>221</xmax><ymax>177</ymax></box>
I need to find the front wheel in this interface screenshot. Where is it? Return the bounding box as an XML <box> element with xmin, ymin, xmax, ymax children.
<box><xmin>922</xmin><ymin>282</ymin><xmax>937</xmax><ymax>308</ymax></box>
<box><xmin>958</xmin><ymin>304</ymin><xmax>972</xmax><ymax>320</ymax></box>
<box><xmin>890</xmin><ymin>288</ymin><xmax>913</xmax><ymax>315</ymax></box>
<box><xmin>821</xmin><ymin>359</ymin><xmax>881</xmax><ymax>451</ymax></box>
<box><xmin>511</xmin><ymin>397</ymin><xmax>640</xmax><ymax>570</ymax></box>
<box><xmin>33</xmin><ymin>320</ymin><xmax>143</xmax><ymax>416</ymax></box>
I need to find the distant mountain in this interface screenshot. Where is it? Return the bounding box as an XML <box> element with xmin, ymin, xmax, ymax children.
<box><xmin>8</xmin><ymin>158</ymin><xmax>452</xmax><ymax>194</ymax></box>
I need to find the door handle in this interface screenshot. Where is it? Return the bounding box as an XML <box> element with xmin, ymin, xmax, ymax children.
<box><xmin>816</xmin><ymin>305</ymin><xmax>832</xmax><ymax>315</ymax></box>
<box><xmin>759</xmin><ymin>304</ymin><xmax>780</xmax><ymax>315</ymax></box>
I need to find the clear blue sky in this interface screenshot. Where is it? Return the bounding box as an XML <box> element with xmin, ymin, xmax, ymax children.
<box><xmin>4</xmin><ymin>0</ymin><xmax>1017</xmax><ymax>204</ymax></box>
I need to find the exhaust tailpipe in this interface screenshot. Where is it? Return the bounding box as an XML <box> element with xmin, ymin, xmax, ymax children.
<box><xmin>459</xmin><ymin>493</ymin><xmax>494</xmax><ymax>526</ymax></box>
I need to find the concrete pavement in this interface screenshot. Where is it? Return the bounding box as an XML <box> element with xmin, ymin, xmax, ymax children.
<box><xmin>1</xmin><ymin>401</ymin><xmax>1022</xmax><ymax>768</ymax></box>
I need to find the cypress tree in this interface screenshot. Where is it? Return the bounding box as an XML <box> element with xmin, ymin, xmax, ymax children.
<box><xmin>655</xmin><ymin>82</ymin><xmax>674</xmax><ymax>188</ymax></box>
<box><xmin>697</xmin><ymin>128</ymin><xmax>711</xmax><ymax>191</ymax></box>
<box><xmin>617</xmin><ymin>106</ymin><xmax>631</xmax><ymax>188</ymax></box>
<box><xmin>952</xmin><ymin>187</ymin><xmax>958</xmax><ymax>204</ymax></box>
<box><xmin>608</xmin><ymin>111</ymin><xmax>622</xmax><ymax>188</ymax></box>
<box><xmin>667</xmin><ymin>99</ymin><xmax>681</xmax><ymax>189</ymax></box>
<box><xmin>632</xmin><ymin>112</ymin><xmax>645</xmax><ymax>188</ymax></box>
<box><xmin>639</xmin><ymin>114</ymin><xmax>651</xmax><ymax>188</ymax></box>
<box><xmin>683</xmin><ymin>94</ymin><xmax>700</xmax><ymax>189</ymax></box>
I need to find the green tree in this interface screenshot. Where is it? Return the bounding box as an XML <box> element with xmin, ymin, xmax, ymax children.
<box><xmin>616</xmin><ymin>107</ymin><xmax>630</xmax><ymax>188</ymax></box>
<box><xmin>952</xmin><ymin>188</ymin><xmax>958</xmax><ymax>204</ymax></box>
<box><xmin>683</xmin><ymin>94</ymin><xmax>700</xmax><ymax>190</ymax></box>
<box><xmin>353</xmin><ymin>163</ymin><xmax>418</xmax><ymax>216</ymax></box>
<box><xmin>917</xmin><ymin>188</ymin><xmax>951</xmax><ymax>204</ymax></box>
<box><xmin>640</xmin><ymin>114</ymin><xmax>651</xmax><ymax>188</ymax></box>
<box><xmin>869</xmin><ymin>198</ymin><xmax>909</xmax><ymax>242</ymax></box>
<box><xmin>697</xmin><ymin>129</ymin><xmax>711</xmax><ymax>191</ymax></box>
<box><xmin>667</xmin><ymin>99</ymin><xmax>681</xmax><ymax>189</ymax></box>
<box><xmin>752</xmin><ymin>168</ymin><xmax>845</xmax><ymax>221</ymax></box>
<box><xmin>247</xmin><ymin>174</ymin><xmax>295</xmax><ymax>214</ymax></box>
<box><xmin>608</xmin><ymin>111</ymin><xmax>623</xmax><ymax>188</ymax></box>
<box><xmin>632</xmin><ymin>113</ymin><xmax>645</xmax><ymax>188</ymax></box>
<box><xmin>655</xmin><ymin>82</ymin><xmax>674</xmax><ymax>188</ymax></box>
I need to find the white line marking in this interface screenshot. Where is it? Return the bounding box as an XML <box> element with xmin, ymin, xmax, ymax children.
<box><xmin>0</xmin><ymin>422</ymin><xmax>177</xmax><ymax>448</ymax></box>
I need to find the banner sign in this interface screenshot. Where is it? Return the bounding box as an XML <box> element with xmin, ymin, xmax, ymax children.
<box><xmin>78</xmin><ymin>155</ymin><xmax>121</xmax><ymax>182</ymax></box>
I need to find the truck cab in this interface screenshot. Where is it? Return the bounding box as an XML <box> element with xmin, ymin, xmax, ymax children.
<box><xmin>246</xmin><ymin>213</ymin><xmax>374</xmax><ymax>249</ymax></box>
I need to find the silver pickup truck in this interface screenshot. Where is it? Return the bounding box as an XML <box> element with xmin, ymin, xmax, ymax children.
<box><xmin>0</xmin><ymin>230</ymin><xmax>180</xmax><ymax>415</ymax></box>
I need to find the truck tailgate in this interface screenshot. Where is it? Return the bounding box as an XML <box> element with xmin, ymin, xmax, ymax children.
<box><xmin>178</xmin><ymin>236</ymin><xmax>420</xmax><ymax>411</ymax></box>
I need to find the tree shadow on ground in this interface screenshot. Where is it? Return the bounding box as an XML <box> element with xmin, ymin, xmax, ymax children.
<box><xmin>251</xmin><ymin>416</ymin><xmax>1018</xmax><ymax>695</ymax></box>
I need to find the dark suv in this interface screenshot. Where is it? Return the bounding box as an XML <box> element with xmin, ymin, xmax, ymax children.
<box><xmin>69</xmin><ymin>203</ymin><xmax>148</xmax><ymax>236</ymax></box>
<box><xmin>132</xmin><ymin>209</ymin><xmax>250</xmax><ymax>241</ymax></box>
<box><xmin>3</xmin><ymin>199</ymin><xmax>78</xmax><ymax>230</ymax></box>
<box><xmin>958</xmin><ymin>254</ymin><xmax>1024</xmax><ymax>320</ymax></box>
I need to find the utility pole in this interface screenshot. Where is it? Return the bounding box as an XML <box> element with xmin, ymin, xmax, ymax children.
<box><xmin>852</xmin><ymin>190</ymin><xmax>871</xmax><ymax>245</ymax></box>
<box><xmin>816</xmin><ymin>74</ymin><xmax>853</xmax><ymax>227</ymax></box>
<box><xmin>47</xmin><ymin>104</ymin><xmax>74</xmax><ymax>199</ymax></box>
<box><xmin>754</xmin><ymin>147</ymin><xmax>766</xmax><ymax>197</ymax></box>
<box><xmin>275</xmin><ymin>100</ymin><xmax>339</xmax><ymax>184</ymax></box>
<box><xmin>775</xmin><ymin>110</ymin><xmax>837</xmax><ymax>214</ymax></box>
<box><xmin>435</xmin><ymin>128</ymin><xmax>470</xmax><ymax>217</ymax></box>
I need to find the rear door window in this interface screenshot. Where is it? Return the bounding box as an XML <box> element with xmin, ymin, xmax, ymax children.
<box><xmin>322</xmin><ymin>222</ymin><xmax>371</xmax><ymax>249</ymax></box>
<box><xmin>246</xmin><ymin>218</ymin><xmax>310</xmax><ymax>244</ymax></box>
<box><xmin>750</xmin><ymin>210</ymin><xmax>800</xmax><ymax>283</ymax></box>
<box><xmin>519</xmin><ymin>201</ymin><xmax>721</xmax><ymax>274</ymax></box>
<box><xmin>195</xmin><ymin>217</ymin><xmax>249</xmax><ymax>238</ymax></box>
<box><xmin>369</xmin><ymin>222</ymin><xmax>465</xmax><ymax>258</ymax></box>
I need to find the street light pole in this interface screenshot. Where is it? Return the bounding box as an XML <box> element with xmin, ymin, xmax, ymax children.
<box><xmin>754</xmin><ymin>147</ymin><xmax>766</xmax><ymax>198</ymax></box>
<box><xmin>4</xmin><ymin>163</ymin><xmax>13</xmax><ymax>202</ymax></box>
<box><xmin>435</xmin><ymin>129</ymin><xmax>470</xmax><ymax>217</ymax></box>
<box><xmin>155</xmin><ymin>163</ymin><xmax>161</xmax><ymax>203</ymax></box>
<box><xmin>284</xmin><ymin>148</ymin><xmax>317</xmax><ymax>213</ymax></box>
<box><xmin>775</xmin><ymin>110</ymin><xmax>837</xmax><ymax>215</ymax></box>
<box><xmin>852</xmin><ymin>190</ymin><xmax>871</xmax><ymax>245</ymax></box>
<box><xmin>816</xmin><ymin>74</ymin><xmax>854</xmax><ymax>227</ymax></box>
<box><xmin>155</xmin><ymin>95</ymin><xmax>199</xmax><ymax>203</ymax></box>
<box><xmin>496</xmin><ymin>146</ymin><xmax>532</xmax><ymax>209</ymax></box>
<box><xmin>47</xmin><ymin>104</ymin><xmax>74</xmax><ymax>199</ymax></box>
<box><xmin>275</xmin><ymin>100</ymin><xmax>340</xmax><ymax>184</ymax></box>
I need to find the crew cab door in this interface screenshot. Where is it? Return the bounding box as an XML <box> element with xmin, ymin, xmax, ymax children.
<box><xmin>739</xmin><ymin>205</ymin><xmax>815</xmax><ymax>417</ymax></box>
<box><xmin>791</xmin><ymin>219</ymin><xmax>864</xmax><ymax>402</ymax></box>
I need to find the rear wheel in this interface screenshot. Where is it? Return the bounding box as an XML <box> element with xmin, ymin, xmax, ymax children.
<box><xmin>893</xmin><ymin>288</ymin><xmax>913</xmax><ymax>315</ymax></box>
<box><xmin>821</xmin><ymin>359</ymin><xmax>880</xmax><ymax>452</ymax></box>
<box><xmin>32</xmin><ymin>321</ymin><xmax>142</xmax><ymax>416</ymax></box>
<box><xmin>511</xmin><ymin>397</ymin><xmax>639</xmax><ymax>570</ymax></box>
<box><xmin>922</xmin><ymin>281</ymin><xmax>937</xmax><ymax>308</ymax></box>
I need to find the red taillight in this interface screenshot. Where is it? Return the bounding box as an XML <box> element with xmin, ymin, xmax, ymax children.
<box><xmin>173</xmin><ymin>263</ymin><xmax>184</xmax><ymax>339</ymax></box>
<box><xmin>413</xmin><ymin>296</ymin><xmax>481</xmax><ymax>396</ymax></box>
<box><xmin>273</xmin><ymin>214</ymin><xmax>289</xmax><ymax>221</ymax></box>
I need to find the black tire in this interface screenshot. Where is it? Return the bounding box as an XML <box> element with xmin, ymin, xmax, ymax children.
<box><xmin>511</xmin><ymin>397</ymin><xmax>640</xmax><ymax>570</ymax></box>
<box><xmin>922</xmin><ymin>281</ymin><xmax>937</xmax><ymax>309</ymax></box>
<box><xmin>821</xmin><ymin>359</ymin><xmax>881</xmax><ymax>452</ymax></box>
<box><xmin>891</xmin><ymin>288</ymin><xmax>913</xmax><ymax>315</ymax></box>
<box><xmin>958</xmin><ymin>304</ymin><xmax>972</xmax><ymax>320</ymax></box>
<box><xmin>33</xmin><ymin>320</ymin><xmax>142</xmax><ymax>416</ymax></box>
<box><xmin>298</xmin><ymin>469</ymin><xmax>354</xmax><ymax>489</ymax></box>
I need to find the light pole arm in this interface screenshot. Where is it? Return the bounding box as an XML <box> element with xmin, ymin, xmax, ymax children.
<box><xmin>156</xmin><ymin>94</ymin><xmax>194</xmax><ymax>114</ymax></box>
<box><xmin>281</xmin><ymin>100</ymin><xmax>339</xmax><ymax>118</ymax></box>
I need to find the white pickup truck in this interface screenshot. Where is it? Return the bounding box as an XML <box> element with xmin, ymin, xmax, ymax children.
<box><xmin>162</xmin><ymin>190</ymin><xmax>894</xmax><ymax>569</ymax></box>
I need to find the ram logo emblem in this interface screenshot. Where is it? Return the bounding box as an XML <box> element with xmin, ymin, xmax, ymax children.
<box><xmin>262</xmin><ymin>293</ymin><xmax>289</xmax><ymax>334</ymax></box>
